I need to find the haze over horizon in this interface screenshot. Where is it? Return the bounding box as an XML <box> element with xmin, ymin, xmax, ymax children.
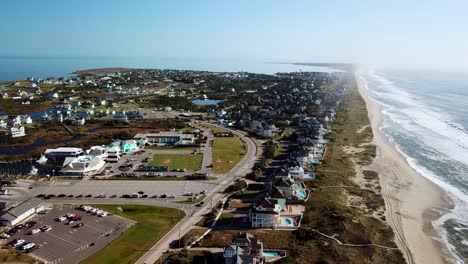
<box><xmin>2</xmin><ymin>0</ymin><xmax>468</xmax><ymax>72</ymax></box>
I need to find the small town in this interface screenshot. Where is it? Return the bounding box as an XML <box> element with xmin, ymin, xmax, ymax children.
<box><xmin>0</xmin><ymin>66</ymin><xmax>401</xmax><ymax>264</ymax></box>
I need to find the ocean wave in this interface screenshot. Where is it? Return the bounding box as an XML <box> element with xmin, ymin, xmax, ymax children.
<box><xmin>359</xmin><ymin>68</ymin><xmax>468</xmax><ymax>263</ymax></box>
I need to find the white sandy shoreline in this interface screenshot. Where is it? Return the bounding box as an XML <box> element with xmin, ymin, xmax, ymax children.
<box><xmin>354</xmin><ymin>72</ymin><xmax>453</xmax><ymax>264</ymax></box>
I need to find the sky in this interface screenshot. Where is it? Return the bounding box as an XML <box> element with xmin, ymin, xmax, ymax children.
<box><xmin>1</xmin><ymin>0</ymin><xmax>468</xmax><ymax>71</ymax></box>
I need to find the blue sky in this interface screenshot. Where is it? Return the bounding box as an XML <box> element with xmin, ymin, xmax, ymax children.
<box><xmin>1</xmin><ymin>0</ymin><xmax>467</xmax><ymax>70</ymax></box>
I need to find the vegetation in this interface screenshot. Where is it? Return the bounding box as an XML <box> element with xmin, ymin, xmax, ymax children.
<box><xmin>81</xmin><ymin>205</ymin><xmax>185</xmax><ymax>264</ymax></box>
<box><xmin>0</xmin><ymin>248</ymin><xmax>39</xmax><ymax>264</ymax></box>
<box><xmin>212</xmin><ymin>137</ymin><xmax>246</xmax><ymax>173</ymax></box>
<box><xmin>176</xmin><ymin>195</ymin><xmax>207</xmax><ymax>204</ymax></box>
<box><xmin>149</xmin><ymin>153</ymin><xmax>203</xmax><ymax>171</ymax></box>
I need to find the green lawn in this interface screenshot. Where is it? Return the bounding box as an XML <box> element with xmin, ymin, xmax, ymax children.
<box><xmin>149</xmin><ymin>154</ymin><xmax>203</xmax><ymax>171</ymax></box>
<box><xmin>81</xmin><ymin>205</ymin><xmax>185</xmax><ymax>264</ymax></box>
<box><xmin>146</xmin><ymin>145</ymin><xmax>198</xmax><ymax>151</ymax></box>
<box><xmin>176</xmin><ymin>195</ymin><xmax>207</xmax><ymax>204</ymax></box>
<box><xmin>212</xmin><ymin>137</ymin><xmax>246</xmax><ymax>173</ymax></box>
<box><xmin>201</xmin><ymin>124</ymin><xmax>228</xmax><ymax>134</ymax></box>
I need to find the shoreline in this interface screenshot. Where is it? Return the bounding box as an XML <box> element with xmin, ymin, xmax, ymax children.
<box><xmin>355</xmin><ymin>72</ymin><xmax>454</xmax><ymax>264</ymax></box>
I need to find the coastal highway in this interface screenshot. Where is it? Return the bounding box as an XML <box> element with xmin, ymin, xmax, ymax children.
<box><xmin>134</xmin><ymin>123</ymin><xmax>260</xmax><ymax>264</ymax></box>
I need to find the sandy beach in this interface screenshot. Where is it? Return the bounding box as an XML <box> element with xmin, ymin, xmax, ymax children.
<box><xmin>355</xmin><ymin>72</ymin><xmax>453</xmax><ymax>264</ymax></box>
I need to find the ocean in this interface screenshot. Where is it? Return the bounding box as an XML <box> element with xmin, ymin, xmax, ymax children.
<box><xmin>0</xmin><ymin>56</ymin><xmax>337</xmax><ymax>82</ymax></box>
<box><xmin>361</xmin><ymin>68</ymin><xmax>468</xmax><ymax>263</ymax></box>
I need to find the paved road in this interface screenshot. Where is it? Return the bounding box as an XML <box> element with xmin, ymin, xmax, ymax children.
<box><xmin>135</xmin><ymin>122</ymin><xmax>260</xmax><ymax>264</ymax></box>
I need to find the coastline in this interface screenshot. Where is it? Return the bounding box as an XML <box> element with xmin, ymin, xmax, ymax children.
<box><xmin>355</xmin><ymin>72</ymin><xmax>453</xmax><ymax>264</ymax></box>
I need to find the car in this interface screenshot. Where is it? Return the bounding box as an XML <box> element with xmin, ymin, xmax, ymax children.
<box><xmin>141</xmin><ymin>194</ymin><xmax>148</xmax><ymax>198</ymax></box>
<box><xmin>56</xmin><ymin>216</ymin><xmax>67</xmax><ymax>222</ymax></box>
<box><xmin>98</xmin><ymin>212</ymin><xmax>108</xmax><ymax>217</ymax></box>
<box><xmin>47</xmin><ymin>194</ymin><xmax>56</xmax><ymax>198</ymax></box>
<box><xmin>137</xmin><ymin>191</ymin><xmax>144</xmax><ymax>194</ymax></box>
<box><xmin>37</xmin><ymin>209</ymin><xmax>49</xmax><ymax>214</ymax></box>
<box><xmin>11</xmin><ymin>239</ymin><xmax>25</xmax><ymax>247</ymax></box>
<box><xmin>160</xmin><ymin>194</ymin><xmax>167</xmax><ymax>198</ymax></box>
<box><xmin>200</xmin><ymin>190</ymin><xmax>207</xmax><ymax>195</ymax></box>
<box><xmin>167</xmin><ymin>194</ymin><xmax>175</xmax><ymax>198</ymax></box>
<box><xmin>68</xmin><ymin>220</ymin><xmax>75</xmax><ymax>225</ymax></box>
<box><xmin>76</xmin><ymin>194</ymin><xmax>83</xmax><ymax>198</ymax></box>
<box><xmin>66</xmin><ymin>213</ymin><xmax>76</xmax><ymax>218</ymax></box>
<box><xmin>67</xmin><ymin>194</ymin><xmax>74</xmax><ymax>198</ymax></box>
<box><xmin>151</xmin><ymin>195</ymin><xmax>158</xmax><ymax>198</ymax></box>
<box><xmin>40</xmin><ymin>225</ymin><xmax>52</xmax><ymax>232</ymax></box>
<box><xmin>73</xmin><ymin>223</ymin><xmax>84</xmax><ymax>228</ymax></box>
<box><xmin>29</xmin><ymin>229</ymin><xmax>41</xmax><ymax>235</ymax></box>
<box><xmin>25</xmin><ymin>221</ymin><xmax>36</xmax><ymax>227</ymax></box>
<box><xmin>183</xmin><ymin>192</ymin><xmax>193</xmax><ymax>196</ymax></box>
<box><xmin>85</xmin><ymin>194</ymin><xmax>92</xmax><ymax>198</ymax></box>
<box><xmin>16</xmin><ymin>224</ymin><xmax>24</xmax><ymax>230</ymax></box>
<box><xmin>96</xmin><ymin>194</ymin><xmax>106</xmax><ymax>198</ymax></box>
<box><xmin>36</xmin><ymin>194</ymin><xmax>46</xmax><ymax>198</ymax></box>
<box><xmin>6</xmin><ymin>228</ymin><xmax>17</xmax><ymax>235</ymax></box>
<box><xmin>0</xmin><ymin>233</ymin><xmax>10</xmax><ymax>239</ymax></box>
<box><xmin>71</xmin><ymin>215</ymin><xmax>81</xmax><ymax>221</ymax></box>
<box><xmin>21</xmin><ymin>243</ymin><xmax>35</xmax><ymax>251</ymax></box>
<box><xmin>58</xmin><ymin>194</ymin><xmax>66</xmax><ymax>198</ymax></box>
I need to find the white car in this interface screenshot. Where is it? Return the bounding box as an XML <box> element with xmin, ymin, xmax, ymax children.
<box><xmin>30</xmin><ymin>229</ymin><xmax>41</xmax><ymax>235</ymax></box>
<box><xmin>95</xmin><ymin>210</ymin><xmax>103</xmax><ymax>215</ymax></box>
<box><xmin>90</xmin><ymin>208</ymin><xmax>98</xmax><ymax>214</ymax></box>
<box><xmin>0</xmin><ymin>233</ymin><xmax>10</xmax><ymax>239</ymax></box>
<box><xmin>68</xmin><ymin>220</ymin><xmax>75</xmax><ymax>225</ymax></box>
<box><xmin>12</xmin><ymin>239</ymin><xmax>25</xmax><ymax>247</ymax></box>
<box><xmin>99</xmin><ymin>212</ymin><xmax>108</xmax><ymax>217</ymax></box>
<box><xmin>183</xmin><ymin>192</ymin><xmax>193</xmax><ymax>196</ymax></box>
<box><xmin>57</xmin><ymin>216</ymin><xmax>67</xmax><ymax>222</ymax></box>
<box><xmin>22</xmin><ymin>243</ymin><xmax>35</xmax><ymax>250</ymax></box>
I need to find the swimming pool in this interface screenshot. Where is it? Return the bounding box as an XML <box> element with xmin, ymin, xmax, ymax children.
<box><xmin>294</xmin><ymin>183</ymin><xmax>301</xmax><ymax>188</ymax></box>
<box><xmin>263</xmin><ymin>252</ymin><xmax>279</xmax><ymax>257</ymax></box>
<box><xmin>298</xmin><ymin>190</ymin><xmax>307</xmax><ymax>198</ymax></box>
<box><xmin>285</xmin><ymin>218</ymin><xmax>292</xmax><ymax>225</ymax></box>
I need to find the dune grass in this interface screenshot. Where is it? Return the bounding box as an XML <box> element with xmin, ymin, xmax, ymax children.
<box><xmin>149</xmin><ymin>153</ymin><xmax>203</xmax><ymax>171</ymax></box>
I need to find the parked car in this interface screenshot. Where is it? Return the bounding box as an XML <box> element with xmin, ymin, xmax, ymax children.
<box><xmin>73</xmin><ymin>223</ymin><xmax>84</xmax><ymax>228</ymax></box>
<box><xmin>183</xmin><ymin>192</ymin><xmax>193</xmax><ymax>196</ymax></box>
<box><xmin>21</xmin><ymin>243</ymin><xmax>35</xmax><ymax>251</ymax></box>
<box><xmin>29</xmin><ymin>229</ymin><xmax>41</xmax><ymax>235</ymax></box>
<box><xmin>0</xmin><ymin>233</ymin><xmax>10</xmax><ymax>239</ymax></box>
<box><xmin>40</xmin><ymin>225</ymin><xmax>52</xmax><ymax>232</ymax></box>
<box><xmin>167</xmin><ymin>194</ymin><xmax>175</xmax><ymax>198</ymax></box>
<box><xmin>11</xmin><ymin>239</ymin><xmax>25</xmax><ymax>247</ymax></box>
<box><xmin>96</xmin><ymin>194</ymin><xmax>106</xmax><ymax>198</ymax></box>
<box><xmin>56</xmin><ymin>216</ymin><xmax>67</xmax><ymax>222</ymax></box>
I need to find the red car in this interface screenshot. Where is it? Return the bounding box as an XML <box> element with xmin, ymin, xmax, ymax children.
<box><xmin>70</xmin><ymin>215</ymin><xmax>82</xmax><ymax>221</ymax></box>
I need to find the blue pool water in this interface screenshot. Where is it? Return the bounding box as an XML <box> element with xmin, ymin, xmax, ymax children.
<box><xmin>298</xmin><ymin>190</ymin><xmax>306</xmax><ymax>198</ymax></box>
<box><xmin>294</xmin><ymin>183</ymin><xmax>301</xmax><ymax>188</ymax></box>
<box><xmin>191</xmin><ymin>99</ymin><xmax>222</xmax><ymax>106</ymax></box>
<box><xmin>263</xmin><ymin>252</ymin><xmax>279</xmax><ymax>257</ymax></box>
<box><xmin>285</xmin><ymin>218</ymin><xmax>292</xmax><ymax>225</ymax></box>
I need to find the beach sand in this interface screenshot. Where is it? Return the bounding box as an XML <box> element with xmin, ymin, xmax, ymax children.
<box><xmin>355</xmin><ymin>72</ymin><xmax>453</xmax><ymax>264</ymax></box>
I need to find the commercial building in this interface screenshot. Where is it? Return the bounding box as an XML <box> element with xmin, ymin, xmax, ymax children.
<box><xmin>0</xmin><ymin>198</ymin><xmax>44</xmax><ymax>226</ymax></box>
<box><xmin>60</xmin><ymin>155</ymin><xmax>106</xmax><ymax>176</ymax></box>
<box><xmin>44</xmin><ymin>147</ymin><xmax>83</xmax><ymax>158</ymax></box>
<box><xmin>134</xmin><ymin>132</ymin><xmax>195</xmax><ymax>146</ymax></box>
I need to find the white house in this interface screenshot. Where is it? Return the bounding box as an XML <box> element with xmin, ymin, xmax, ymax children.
<box><xmin>107</xmin><ymin>147</ymin><xmax>121</xmax><ymax>162</ymax></box>
<box><xmin>0</xmin><ymin>198</ymin><xmax>45</xmax><ymax>226</ymax></box>
<box><xmin>60</xmin><ymin>155</ymin><xmax>106</xmax><ymax>176</ymax></box>
<box><xmin>288</xmin><ymin>166</ymin><xmax>305</xmax><ymax>179</ymax></box>
<box><xmin>9</xmin><ymin>126</ymin><xmax>26</xmax><ymax>138</ymax></box>
<box><xmin>71</xmin><ymin>118</ymin><xmax>86</xmax><ymax>126</ymax></box>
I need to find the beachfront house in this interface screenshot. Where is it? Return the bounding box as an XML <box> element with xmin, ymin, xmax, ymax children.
<box><xmin>223</xmin><ymin>233</ymin><xmax>265</xmax><ymax>264</ymax></box>
<box><xmin>8</xmin><ymin>126</ymin><xmax>26</xmax><ymax>138</ymax></box>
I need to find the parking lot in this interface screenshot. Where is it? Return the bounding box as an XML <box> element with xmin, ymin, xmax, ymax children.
<box><xmin>1</xmin><ymin>205</ymin><xmax>134</xmax><ymax>264</ymax></box>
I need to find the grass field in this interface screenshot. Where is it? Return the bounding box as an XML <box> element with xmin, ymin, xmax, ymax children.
<box><xmin>81</xmin><ymin>205</ymin><xmax>185</xmax><ymax>264</ymax></box>
<box><xmin>145</xmin><ymin>145</ymin><xmax>198</xmax><ymax>151</ymax></box>
<box><xmin>201</xmin><ymin>124</ymin><xmax>228</xmax><ymax>134</ymax></box>
<box><xmin>149</xmin><ymin>153</ymin><xmax>203</xmax><ymax>171</ymax></box>
<box><xmin>212</xmin><ymin>137</ymin><xmax>246</xmax><ymax>173</ymax></box>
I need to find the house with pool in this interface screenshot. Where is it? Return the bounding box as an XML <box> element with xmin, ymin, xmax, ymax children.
<box><xmin>249</xmin><ymin>197</ymin><xmax>303</xmax><ymax>230</ymax></box>
<box><xmin>223</xmin><ymin>232</ymin><xmax>286</xmax><ymax>264</ymax></box>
